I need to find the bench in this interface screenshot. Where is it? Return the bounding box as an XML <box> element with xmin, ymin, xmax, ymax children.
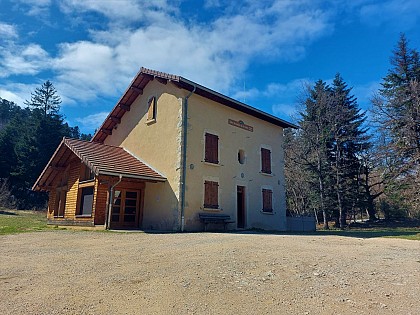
<box><xmin>198</xmin><ymin>213</ymin><xmax>235</xmax><ymax>231</ymax></box>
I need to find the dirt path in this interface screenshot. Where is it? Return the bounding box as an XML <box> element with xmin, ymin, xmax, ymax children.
<box><xmin>1</xmin><ymin>231</ymin><xmax>419</xmax><ymax>314</ymax></box>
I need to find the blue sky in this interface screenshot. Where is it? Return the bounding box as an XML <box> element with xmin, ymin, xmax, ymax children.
<box><xmin>0</xmin><ymin>0</ymin><xmax>419</xmax><ymax>135</ymax></box>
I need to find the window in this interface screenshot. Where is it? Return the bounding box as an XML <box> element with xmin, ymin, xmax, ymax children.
<box><xmin>147</xmin><ymin>96</ymin><xmax>156</xmax><ymax>121</ymax></box>
<box><xmin>204</xmin><ymin>181</ymin><xmax>219</xmax><ymax>209</ymax></box>
<box><xmin>205</xmin><ymin>133</ymin><xmax>219</xmax><ymax>164</ymax></box>
<box><xmin>261</xmin><ymin>148</ymin><xmax>271</xmax><ymax>174</ymax></box>
<box><xmin>79</xmin><ymin>186</ymin><xmax>93</xmax><ymax>216</ymax></box>
<box><xmin>238</xmin><ymin>149</ymin><xmax>245</xmax><ymax>164</ymax></box>
<box><xmin>262</xmin><ymin>189</ymin><xmax>273</xmax><ymax>212</ymax></box>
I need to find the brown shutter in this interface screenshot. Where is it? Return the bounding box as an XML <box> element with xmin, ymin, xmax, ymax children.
<box><xmin>204</xmin><ymin>181</ymin><xmax>219</xmax><ymax>208</ymax></box>
<box><xmin>212</xmin><ymin>181</ymin><xmax>219</xmax><ymax>208</ymax></box>
<box><xmin>261</xmin><ymin>148</ymin><xmax>271</xmax><ymax>174</ymax></box>
<box><xmin>205</xmin><ymin>133</ymin><xmax>219</xmax><ymax>164</ymax></box>
<box><xmin>262</xmin><ymin>189</ymin><xmax>273</xmax><ymax>212</ymax></box>
<box><xmin>204</xmin><ymin>181</ymin><xmax>211</xmax><ymax>207</ymax></box>
<box><xmin>147</xmin><ymin>96</ymin><xmax>156</xmax><ymax>120</ymax></box>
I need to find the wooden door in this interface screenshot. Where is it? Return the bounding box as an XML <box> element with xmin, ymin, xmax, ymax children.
<box><xmin>111</xmin><ymin>189</ymin><xmax>141</xmax><ymax>228</ymax></box>
<box><xmin>237</xmin><ymin>186</ymin><xmax>245</xmax><ymax>228</ymax></box>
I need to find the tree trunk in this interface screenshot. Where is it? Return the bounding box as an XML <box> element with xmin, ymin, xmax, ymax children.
<box><xmin>318</xmin><ymin>156</ymin><xmax>329</xmax><ymax>230</ymax></box>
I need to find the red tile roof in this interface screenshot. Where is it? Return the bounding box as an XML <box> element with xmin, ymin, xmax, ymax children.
<box><xmin>92</xmin><ymin>67</ymin><xmax>298</xmax><ymax>143</ymax></box>
<box><xmin>33</xmin><ymin>138</ymin><xmax>166</xmax><ymax>191</ymax></box>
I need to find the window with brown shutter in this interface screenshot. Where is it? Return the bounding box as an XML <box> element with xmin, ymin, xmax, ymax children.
<box><xmin>205</xmin><ymin>133</ymin><xmax>219</xmax><ymax>164</ymax></box>
<box><xmin>262</xmin><ymin>189</ymin><xmax>273</xmax><ymax>212</ymax></box>
<box><xmin>261</xmin><ymin>148</ymin><xmax>271</xmax><ymax>174</ymax></box>
<box><xmin>204</xmin><ymin>180</ymin><xmax>219</xmax><ymax>209</ymax></box>
<box><xmin>147</xmin><ymin>96</ymin><xmax>156</xmax><ymax>121</ymax></box>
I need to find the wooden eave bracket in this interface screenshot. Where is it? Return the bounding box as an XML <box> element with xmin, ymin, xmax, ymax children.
<box><xmin>48</xmin><ymin>165</ymin><xmax>65</xmax><ymax>171</ymax></box>
<box><xmin>109</xmin><ymin>116</ymin><xmax>121</xmax><ymax>124</ymax></box>
<box><xmin>101</xmin><ymin>128</ymin><xmax>112</xmax><ymax>135</ymax></box>
<box><xmin>155</xmin><ymin>77</ymin><xmax>168</xmax><ymax>85</ymax></box>
<box><xmin>118</xmin><ymin>103</ymin><xmax>130</xmax><ymax>111</ymax></box>
<box><xmin>130</xmin><ymin>86</ymin><xmax>143</xmax><ymax>94</ymax></box>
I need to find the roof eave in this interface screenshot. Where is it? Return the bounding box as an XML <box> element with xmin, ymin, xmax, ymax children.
<box><xmin>176</xmin><ymin>77</ymin><xmax>298</xmax><ymax>129</ymax></box>
<box><xmin>99</xmin><ymin>170</ymin><xmax>166</xmax><ymax>182</ymax></box>
<box><xmin>32</xmin><ymin>137</ymin><xmax>67</xmax><ymax>191</ymax></box>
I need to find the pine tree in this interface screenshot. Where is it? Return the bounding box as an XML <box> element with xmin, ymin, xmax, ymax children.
<box><xmin>299</xmin><ymin>80</ymin><xmax>334</xmax><ymax>229</ymax></box>
<box><xmin>372</xmin><ymin>34</ymin><xmax>420</xmax><ymax>218</ymax></box>
<box><xmin>24</xmin><ymin>80</ymin><xmax>61</xmax><ymax>117</ymax></box>
<box><xmin>329</xmin><ymin>74</ymin><xmax>369</xmax><ymax>228</ymax></box>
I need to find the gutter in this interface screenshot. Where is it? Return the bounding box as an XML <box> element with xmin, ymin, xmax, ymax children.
<box><xmin>179</xmin><ymin>84</ymin><xmax>196</xmax><ymax>232</ymax></box>
<box><xmin>106</xmin><ymin>175</ymin><xmax>122</xmax><ymax>230</ymax></box>
<box><xmin>99</xmin><ymin>171</ymin><xmax>166</xmax><ymax>182</ymax></box>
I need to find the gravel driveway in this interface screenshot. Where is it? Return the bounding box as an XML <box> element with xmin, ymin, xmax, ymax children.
<box><xmin>1</xmin><ymin>231</ymin><xmax>419</xmax><ymax>315</ymax></box>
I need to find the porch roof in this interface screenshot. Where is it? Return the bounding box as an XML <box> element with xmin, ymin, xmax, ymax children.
<box><xmin>33</xmin><ymin>137</ymin><xmax>166</xmax><ymax>191</ymax></box>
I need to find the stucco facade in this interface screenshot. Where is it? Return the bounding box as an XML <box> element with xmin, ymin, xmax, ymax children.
<box><xmin>184</xmin><ymin>92</ymin><xmax>287</xmax><ymax>231</ymax></box>
<box><xmin>34</xmin><ymin>67</ymin><xmax>296</xmax><ymax>231</ymax></box>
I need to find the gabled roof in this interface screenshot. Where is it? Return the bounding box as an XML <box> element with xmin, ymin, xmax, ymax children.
<box><xmin>33</xmin><ymin>137</ymin><xmax>166</xmax><ymax>191</ymax></box>
<box><xmin>92</xmin><ymin>67</ymin><xmax>298</xmax><ymax>143</ymax></box>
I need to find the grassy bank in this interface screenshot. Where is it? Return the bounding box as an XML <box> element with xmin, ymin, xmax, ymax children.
<box><xmin>317</xmin><ymin>228</ymin><xmax>420</xmax><ymax>240</ymax></box>
<box><xmin>0</xmin><ymin>209</ymin><xmax>51</xmax><ymax>235</ymax></box>
<box><xmin>1</xmin><ymin>209</ymin><xmax>419</xmax><ymax>240</ymax></box>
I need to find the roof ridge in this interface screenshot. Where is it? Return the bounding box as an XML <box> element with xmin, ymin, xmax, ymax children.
<box><xmin>63</xmin><ymin>137</ymin><xmax>124</xmax><ymax>150</ymax></box>
<box><xmin>140</xmin><ymin>67</ymin><xmax>180</xmax><ymax>81</ymax></box>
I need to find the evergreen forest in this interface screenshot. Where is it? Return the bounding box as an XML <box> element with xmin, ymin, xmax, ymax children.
<box><xmin>0</xmin><ymin>81</ymin><xmax>91</xmax><ymax>209</ymax></box>
<box><xmin>285</xmin><ymin>34</ymin><xmax>420</xmax><ymax>228</ymax></box>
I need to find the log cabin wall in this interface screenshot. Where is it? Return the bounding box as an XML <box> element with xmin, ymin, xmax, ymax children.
<box><xmin>94</xmin><ymin>177</ymin><xmax>109</xmax><ymax>225</ymax></box>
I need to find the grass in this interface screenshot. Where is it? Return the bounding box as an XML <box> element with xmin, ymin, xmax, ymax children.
<box><xmin>315</xmin><ymin>219</ymin><xmax>420</xmax><ymax>240</ymax></box>
<box><xmin>0</xmin><ymin>208</ymin><xmax>419</xmax><ymax>240</ymax></box>
<box><xmin>316</xmin><ymin>228</ymin><xmax>420</xmax><ymax>240</ymax></box>
<box><xmin>0</xmin><ymin>209</ymin><xmax>52</xmax><ymax>235</ymax></box>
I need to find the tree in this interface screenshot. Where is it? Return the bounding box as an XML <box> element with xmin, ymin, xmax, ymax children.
<box><xmin>0</xmin><ymin>90</ymin><xmax>89</xmax><ymax>209</ymax></box>
<box><xmin>329</xmin><ymin>74</ymin><xmax>369</xmax><ymax>228</ymax></box>
<box><xmin>24</xmin><ymin>80</ymin><xmax>61</xmax><ymax>117</ymax></box>
<box><xmin>287</xmin><ymin>76</ymin><xmax>370</xmax><ymax>229</ymax></box>
<box><xmin>284</xmin><ymin>128</ymin><xmax>318</xmax><ymax>220</ymax></box>
<box><xmin>372</xmin><ymin>34</ymin><xmax>420</xmax><ymax>219</ymax></box>
<box><xmin>298</xmin><ymin>80</ymin><xmax>333</xmax><ymax>229</ymax></box>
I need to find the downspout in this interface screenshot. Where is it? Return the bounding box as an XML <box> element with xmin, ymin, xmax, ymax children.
<box><xmin>106</xmin><ymin>175</ymin><xmax>122</xmax><ymax>230</ymax></box>
<box><xmin>179</xmin><ymin>84</ymin><xmax>196</xmax><ymax>231</ymax></box>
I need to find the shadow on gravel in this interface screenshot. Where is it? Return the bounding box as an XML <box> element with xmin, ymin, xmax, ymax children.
<box><xmin>111</xmin><ymin>219</ymin><xmax>419</xmax><ymax>240</ymax></box>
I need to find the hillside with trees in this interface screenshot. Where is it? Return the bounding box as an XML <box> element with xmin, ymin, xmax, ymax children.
<box><xmin>285</xmin><ymin>34</ymin><xmax>420</xmax><ymax>227</ymax></box>
<box><xmin>0</xmin><ymin>81</ymin><xmax>91</xmax><ymax>209</ymax></box>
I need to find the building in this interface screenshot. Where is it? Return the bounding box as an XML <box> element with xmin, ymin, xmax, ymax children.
<box><xmin>33</xmin><ymin>67</ymin><xmax>297</xmax><ymax>231</ymax></box>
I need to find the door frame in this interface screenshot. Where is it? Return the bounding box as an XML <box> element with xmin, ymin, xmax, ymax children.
<box><xmin>110</xmin><ymin>187</ymin><xmax>144</xmax><ymax>229</ymax></box>
<box><xmin>237</xmin><ymin>185</ymin><xmax>246</xmax><ymax>228</ymax></box>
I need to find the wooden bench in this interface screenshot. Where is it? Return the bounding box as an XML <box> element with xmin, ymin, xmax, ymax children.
<box><xmin>198</xmin><ymin>213</ymin><xmax>235</xmax><ymax>231</ymax></box>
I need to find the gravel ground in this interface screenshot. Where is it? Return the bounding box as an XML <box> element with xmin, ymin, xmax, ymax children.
<box><xmin>0</xmin><ymin>231</ymin><xmax>419</xmax><ymax>315</ymax></box>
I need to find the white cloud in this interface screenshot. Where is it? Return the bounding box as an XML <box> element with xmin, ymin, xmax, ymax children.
<box><xmin>59</xmin><ymin>0</ymin><xmax>177</xmax><ymax>25</ymax></box>
<box><xmin>272</xmin><ymin>103</ymin><xmax>299</xmax><ymax>118</ymax></box>
<box><xmin>0</xmin><ymin>23</ymin><xmax>18</xmax><ymax>39</ymax></box>
<box><xmin>17</xmin><ymin>0</ymin><xmax>52</xmax><ymax>16</ymax></box>
<box><xmin>0</xmin><ymin>44</ymin><xmax>50</xmax><ymax>77</ymax></box>
<box><xmin>0</xmin><ymin>82</ymin><xmax>39</xmax><ymax>106</ymax></box>
<box><xmin>62</xmin><ymin>1</ymin><xmax>331</xmax><ymax>96</ymax></box>
<box><xmin>233</xmin><ymin>78</ymin><xmax>311</xmax><ymax>102</ymax></box>
<box><xmin>359</xmin><ymin>0</ymin><xmax>420</xmax><ymax>28</ymax></box>
<box><xmin>0</xmin><ymin>89</ymin><xmax>25</xmax><ymax>105</ymax></box>
<box><xmin>53</xmin><ymin>41</ymin><xmax>121</xmax><ymax>102</ymax></box>
<box><xmin>0</xmin><ymin>1</ymin><xmax>334</xmax><ymax>110</ymax></box>
<box><xmin>74</xmin><ymin>111</ymin><xmax>109</xmax><ymax>129</ymax></box>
